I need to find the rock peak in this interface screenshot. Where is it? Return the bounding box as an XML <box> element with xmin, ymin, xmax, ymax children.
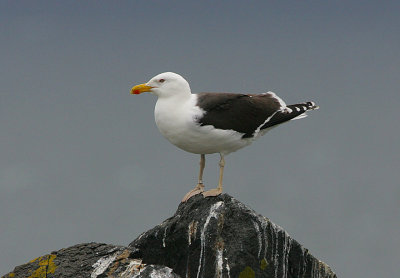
<box><xmin>129</xmin><ymin>194</ymin><xmax>336</xmax><ymax>278</ymax></box>
<box><xmin>4</xmin><ymin>194</ymin><xmax>336</xmax><ymax>278</ymax></box>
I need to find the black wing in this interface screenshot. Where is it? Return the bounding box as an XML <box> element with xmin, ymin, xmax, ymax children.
<box><xmin>196</xmin><ymin>92</ymin><xmax>317</xmax><ymax>138</ymax></box>
<box><xmin>196</xmin><ymin>92</ymin><xmax>280</xmax><ymax>138</ymax></box>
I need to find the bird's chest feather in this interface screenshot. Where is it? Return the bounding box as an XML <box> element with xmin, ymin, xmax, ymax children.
<box><xmin>154</xmin><ymin>98</ymin><xmax>204</xmax><ymax>144</ymax></box>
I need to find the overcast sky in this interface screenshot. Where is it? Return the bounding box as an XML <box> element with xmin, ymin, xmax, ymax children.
<box><xmin>1</xmin><ymin>1</ymin><xmax>399</xmax><ymax>277</ymax></box>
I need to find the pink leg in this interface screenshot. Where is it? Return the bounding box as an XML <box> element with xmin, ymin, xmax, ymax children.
<box><xmin>202</xmin><ymin>154</ymin><xmax>224</xmax><ymax>198</ymax></box>
<box><xmin>181</xmin><ymin>154</ymin><xmax>206</xmax><ymax>202</ymax></box>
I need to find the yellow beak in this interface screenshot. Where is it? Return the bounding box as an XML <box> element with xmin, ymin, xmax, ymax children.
<box><xmin>130</xmin><ymin>83</ymin><xmax>153</xmax><ymax>95</ymax></box>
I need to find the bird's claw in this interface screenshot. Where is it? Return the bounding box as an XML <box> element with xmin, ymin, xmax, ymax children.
<box><xmin>181</xmin><ymin>183</ymin><xmax>205</xmax><ymax>202</ymax></box>
<box><xmin>202</xmin><ymin>187</ymin><xmax>223</xmax><ymax>198</ymax></box>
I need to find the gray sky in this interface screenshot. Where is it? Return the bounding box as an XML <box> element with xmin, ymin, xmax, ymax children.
<box><xmin>1</xmin><ymin>1</ymin><xmax>399</xmax><ymax>277</ymax></box>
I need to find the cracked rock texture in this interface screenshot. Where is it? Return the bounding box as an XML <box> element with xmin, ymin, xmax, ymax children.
<box><xmin>3</xmin><ymin>194</ymin><xmax>337</xmax><ymax>278</ymax></box>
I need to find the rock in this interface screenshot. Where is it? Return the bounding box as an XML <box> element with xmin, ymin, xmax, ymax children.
<box><xmin>3</xmin><ymin>243</ymin><xmax>121</xmax><ymax>278</ymax></box>
<box><xmin>3</xmin><ymin>243</ymin><xmax>180</xmax><ymax>278</ymax></box>
<box><xmin>129</xmin><ymin>194</ymin><xmax>336</xmax><ymax>278</ymax></box>
<box><xmin>3</xmin><ymin>194</ymin><xmax>336</xmax><ymax>278</ymax></box>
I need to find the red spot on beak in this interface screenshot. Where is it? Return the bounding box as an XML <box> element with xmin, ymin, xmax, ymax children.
<box><xmin>131</xmin><ymin>83</ymin><xmax>152</xmax><ymax>95</ymax></box>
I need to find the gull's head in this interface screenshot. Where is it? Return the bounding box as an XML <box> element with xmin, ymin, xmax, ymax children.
<box><xmin>131</xmin><ymin>72</ymin><xmax>191</xmax><ymax>98</ymax></box>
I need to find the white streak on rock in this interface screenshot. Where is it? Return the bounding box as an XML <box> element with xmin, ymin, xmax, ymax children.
<box><xmin>136</xmin><ymin>232</ymin><xmax>147</xmax><ymax>241</ymax></box>
<box><xmin>282</xmin><ymin>230</ymin><xmax>292</xmax><ymax>278</ymax></box>
<box><xmin>261</xmin><ymin>220</ymin><xmax>268</xmax><ymax>259</ymax></box>
<box><xmin>269</xmin><ymin>222</ymin><xmax>294</xmax><ymax>278</ymax></box>
<box><xmin>274</xmin><ymin>228</ymin><xmax>279</xmax><ymax>278</ymax></box>
<box><xmin>299</xmin><ymin>245</ymin><xmax>307</xmax><ymax>277</ymax></box>
<box><xmin>162</xmin><ymin>226</ymin><xmax>168</xmax><ymax>247</ymax></box>
<box><xmin>196</xmin><ymin>201</ymin><xmax>224</xmax><ymax>278</ymax></box>
<box><xmin>252</xmin><ymin>220</ymin><xmax>262</xmax><ymax>258</ymax></box>
<box><xmin>225</xmin><ymin>258</ymin><xmax>231</xmax><ymax>278</ymax></box>
<box><xmin>216</xmin><ymin>249</ymin><xmax>223</xmax><ymax>277</ymax></box>
<box><xmin>91</xmin><ymin>252</ymin><xmax>119</xmax><ymax>278</ymax></box>
<box><xmin>120</xmin><ymin>259</ymin><xmax>145</xmax><ymax>277</ymax></box>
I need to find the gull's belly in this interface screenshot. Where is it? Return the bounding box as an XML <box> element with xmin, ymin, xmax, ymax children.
<box><xmin>157</xmin><ymin>120</ymin><xmax>251</xmax><ymax>154</ymax></box>
<box><xmin>155</xmin><ymin>110</ymin><xmax>252</xmax><ymax>155</ymax></box>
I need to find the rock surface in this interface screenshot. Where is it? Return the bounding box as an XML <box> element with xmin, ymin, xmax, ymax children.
<box><xmin>3</xmin><ymin>194</ymin><xmax>337</xmax><ymax>278</ymax></box>
<box><xmin>3</xmin><ymin>243</ymin><xmax>180</xmax><ymax>278</ymax></box>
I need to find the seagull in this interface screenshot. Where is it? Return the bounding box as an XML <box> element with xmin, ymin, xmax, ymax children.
<box><xmin>131</xmin><ymin>72</ymin><xmax>318</xmax><ymax>202</ymax></box>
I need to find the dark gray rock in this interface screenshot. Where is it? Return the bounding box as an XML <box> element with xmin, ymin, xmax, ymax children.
<box><xmin>3</xmin><ymin>243</ymin><xmax>122</xmax><ymax>278</ymax></box>
<box><xmin>3</xmin><ymin>194</ymin><xmax>336</xmax><ymax>278</ymax></box>
<box><xmin>3</xmin><ymin>243</ymin><xmax>180</xmax><ymax>278</ymax></box>
<box><xmin>129</xmin><ymin>194</ymin><xmax>337</xmax><ymax>278</ymax></box>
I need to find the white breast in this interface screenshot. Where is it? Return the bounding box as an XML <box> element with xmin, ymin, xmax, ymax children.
<box><xmin>154</xmin><ymin>94</ymin><xmax>252</xmax><ymax>155</ymax></box>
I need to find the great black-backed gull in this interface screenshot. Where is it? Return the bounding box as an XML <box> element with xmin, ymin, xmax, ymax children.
<box><xmin>131</xmin><ymin>72</ymin><xmax>318</xmax><ymax>202</ymax></box>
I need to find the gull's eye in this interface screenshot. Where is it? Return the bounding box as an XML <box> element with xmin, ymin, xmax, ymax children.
<box><xmin>159</xmin><ymin>79</ymin><xmax>165</xmax><ymax>83</ymax></box>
